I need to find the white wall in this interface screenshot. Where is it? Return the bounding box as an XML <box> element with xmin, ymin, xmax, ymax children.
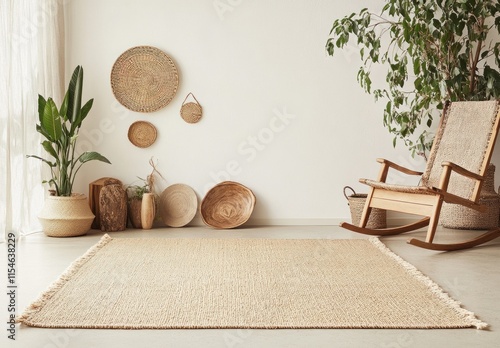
<box><xmin>66</xmin><ymin>0</ymin><xmax>495</xmax><ymax>225</ymax></box>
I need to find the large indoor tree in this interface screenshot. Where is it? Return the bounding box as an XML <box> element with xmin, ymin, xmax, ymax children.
<box><xmin>326</xmin><ymin>0</ymin><xmax>500</xmax><ymax>157</ymax></box>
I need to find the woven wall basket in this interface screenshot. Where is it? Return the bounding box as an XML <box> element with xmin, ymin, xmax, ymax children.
<box><xmin>343</xmin><ymin>186</ymin><xmax>387</xmax><ymax>229</ymax></box>
<box><xmin>128</xmin><ymin>121</ymin><xmax>157</xmax><ymax>148</ymax></box>
<box><xmin>201</xmin><ymin>181</ymin><xmax>256</xmax><ymax>229</ymax></box>
<box><xmin>180</xmin><ymin>93</ymin><xmax>202</xmax><ymax>123</ymax></box>
<box><xmin>111</xmin><ymin>46</ymin><xmax>179</xmax><ymax>112</ymax></box>
<box><xmin>441</xmin><ymin>164</ymin><xmax>500</xmax><ymax>229</ymax></box>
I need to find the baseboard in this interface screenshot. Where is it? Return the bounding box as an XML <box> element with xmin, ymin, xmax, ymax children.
<box><xmin>188</xmin><ymin>214</ymin><xmax>421</xmax><ymax>227</ymax></box>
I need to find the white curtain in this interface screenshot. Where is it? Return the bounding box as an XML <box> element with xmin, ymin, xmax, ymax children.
<box><xmin>0</xmin><ymin>0</ymin><xmax>65</xmax><ymax>240</ymax></box>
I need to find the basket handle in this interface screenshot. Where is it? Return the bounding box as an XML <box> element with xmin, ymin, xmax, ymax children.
<box><xmin>182</xmin><ymin>92</ymin><xmax>200</xmax><ymax>106</ymax></box>
<box><xmin>343</xmin><ymin>186</ymin><xmax>356</xmax><ymax>200</ymax></box>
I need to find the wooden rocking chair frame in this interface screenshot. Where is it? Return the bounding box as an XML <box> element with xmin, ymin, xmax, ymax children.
<box><xmin>341</xmin><ymin>100</ymin><xmax>500</xmax><ymax>251</ymax></box>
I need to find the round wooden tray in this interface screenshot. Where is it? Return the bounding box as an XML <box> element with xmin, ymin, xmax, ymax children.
<box><xmin>201</xmin><ymin>181</ymin><xmax>255</xmax><ymax>229</ymax></box>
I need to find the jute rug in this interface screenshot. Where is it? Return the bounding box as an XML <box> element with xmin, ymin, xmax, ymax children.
<box><xmin>18</xmin><ymin>235</ymin><xmax>487</xmax><ymax>329</ymax></box>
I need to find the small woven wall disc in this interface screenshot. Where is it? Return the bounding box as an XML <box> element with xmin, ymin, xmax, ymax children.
<box><xmin>111</xmin><ymin>46</ymin><xmax>179</xmax><ymax>113</ymax></box>
<box><xmin>181</xmin><ymin>102</ymin><xmax>202</xmax><ymax>123</ymax></box>
<box><xmin>128</xmin><ymin>121</ymin><xmax>157</xmax><ymax>148</ymax></box>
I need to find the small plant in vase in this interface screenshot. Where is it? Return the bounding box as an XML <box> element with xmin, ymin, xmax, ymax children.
<box><xmin>126</xmin><ymin>158</ymin><xmax>164</xmax><ymax>229</ymax></box>
<box><xmin>126</xmin><ymin>177</ymin><xmax>151</xmax><ymax>229</ymax></box>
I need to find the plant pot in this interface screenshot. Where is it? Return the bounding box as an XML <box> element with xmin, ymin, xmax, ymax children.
<box><xmin>38</xmin><ymin>193</ymin><xmax>95</xmax><ymax>237</ymax></box>
<box><xmin>128</xmin><ymin>198</ymin><xmax>142</xmax><ymax>229</ymax></box>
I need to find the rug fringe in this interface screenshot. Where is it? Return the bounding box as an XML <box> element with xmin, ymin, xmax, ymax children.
<box><xmin>368</xmin><ymin>237</ymin><xmax>489</xmax><ymax>330</ymax></box>
<box><xmin>17</xmin><ymin>234</ymin><xmax>113</xmax><ymax>325</ymax></box>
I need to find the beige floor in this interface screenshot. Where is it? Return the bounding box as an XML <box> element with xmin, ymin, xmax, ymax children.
<box><xmin>3</xmin><ymin>225</ymin><xmax>500</xmax><ymax>348</ymax></box>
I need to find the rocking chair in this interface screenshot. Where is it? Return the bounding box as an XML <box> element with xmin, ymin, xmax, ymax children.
<box><xmin>341</xmin><ymin>100</ymin><xmax>500</xmax><ymax>251</ymax></box>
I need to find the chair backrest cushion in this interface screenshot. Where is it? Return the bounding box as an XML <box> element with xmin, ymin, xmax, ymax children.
<box><xmin>422</xmin><ymin>100</ymin><xmax>500</xmax><ymax>199</ymax></box>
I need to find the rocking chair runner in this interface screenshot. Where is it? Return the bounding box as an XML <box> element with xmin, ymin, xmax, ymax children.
<box><xmin>341</xmin><ymin>100</ymin><xmax>500</xmax><ymax>251</ymax></box>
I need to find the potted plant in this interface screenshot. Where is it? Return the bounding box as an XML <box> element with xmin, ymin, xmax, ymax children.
<box><xmin>326</xmin><ymin>0</ymin><xmax>500</xmax><ymax>157</ymax></box>
<box><xmin>126</xmin><ymin>177</ymin><xmax>151</xmax><ymax>229</ymax></box>
<box><xmin>27</xmin><ymin>66</ymin><xmax>111</xmax><ymax>237</ymax></box>
<box><xmin>126</xmin><ymin>158</ymin><xmax>164</xmax><ymax>229</ymax></box>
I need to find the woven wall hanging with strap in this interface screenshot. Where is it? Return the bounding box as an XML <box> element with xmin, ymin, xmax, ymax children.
<box><xmin>180</xmin><ymin>92</ymin><xmax>202</xmax><ymax>124</ymax></box>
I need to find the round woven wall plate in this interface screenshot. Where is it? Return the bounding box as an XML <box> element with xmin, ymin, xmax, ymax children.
<box><xmin>180</xmin><ymin>93</ymin><xmax>202</xmax><ymax>123</ymax></box>
<box><xmin>180</xmin><ymin>102</ymin><xmax>202</xmax><ymax>123</ymax></box>
<box><xmin>128</xmin><ymin>121</ymin><xmax>157</xmax><ymax>148</ymax></box>
<box><xmin>159</xmin><ymin>184</ymin><xmax>198</xmax><ymax>227</ymax></box>
<box><xmin>201</xmin><ymin>181</ymin><xmax>256</xmax><ymax>229</ymax></box>
<box><xmin>111</xmin><ymin>46</ymin><xmax>179</xmax><ymax>112</ymax></box>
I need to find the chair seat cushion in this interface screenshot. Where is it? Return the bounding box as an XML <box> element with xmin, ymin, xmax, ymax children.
<box><xmin>360</xmin><ymin>179</ymin><xmax>437</xmax><ymax>195</ymax></box>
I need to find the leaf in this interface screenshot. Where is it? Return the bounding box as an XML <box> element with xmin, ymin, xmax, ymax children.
<box><xmin>60</xmin><ymin>90</ymin><xmax>69</xmax><ymax>121</ymax></box>
<box><xmin>413</xmin><ymin>58</ymin><xmax>421</xmax><ymax>75</ymax></box>
<box><xmin>78</xmin><ymin>151</ymin><xmax>111</xmax><ymax>164</ymax></box>
<box><xmin>41</xmin><ymin>98</ymin><xmax>62</xmax><ymax>141</ymax></box>
<box><xmin>36</xmin><ymin>124</ymin><xmax>51</xmax><ymax>140</ymax></box>
<box><xmin>38</xmin><ymin>95</ymin><xmax>46</xmax><ymax>123</ymax></box>
<box><xmin>67</xmin><ymin>66</ymin><xmax>83</xmax><ymax>125</ymax></box>
<box><xmin>79</xmin><ymin>98</ymin><xmax>94</xmax><ymax>124</ymax></box>
<box><xmin>26</xmin><ymin>154</ymin><xmax>55</xmax><ymax>168</ymax></box>
<box><xmin>42</xmin><ymin>140</ymin><xmax>58</xmax><ymax>159</ymax></box>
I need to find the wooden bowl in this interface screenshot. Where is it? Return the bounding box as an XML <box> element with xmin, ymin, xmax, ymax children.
<box><xmin>201</xmin><ymin>181</ymin><xmax>256</xmax><ymax>229</ymax></box>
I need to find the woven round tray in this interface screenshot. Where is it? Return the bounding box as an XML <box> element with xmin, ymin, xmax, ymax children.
<box><xmin>128</xmin><ymin>121</ymin><xmax>157</xmax><ymax>148</ymax></box>
<box><xmin>201</xmin><ymin>181</ymin><xmax>256</xmax><ymax>229</ymax></box>
<box><xmin>111</xmin><ymin>46</ymin><xmax>179</xmax><ymax>112</ymax></box>
<box><xmin>159</xmin><ymin>184</ymin><xmax>198</xmax><ymax>227</ymax></box>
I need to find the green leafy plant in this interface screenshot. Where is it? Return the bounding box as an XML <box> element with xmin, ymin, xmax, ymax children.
<box><xmin>27</xmin><ymin>66</ymin><xmax>111</xmax><ymax>196</ymax></box>
<box><xmin>126</xmin><ymin>177</ymin><xmax>151</xmax><ymax>201</ymax></box>
<box><xmin>326</xmin><ymin>0</ymin><xmax>500</xmax><ymax>156</ymax></box>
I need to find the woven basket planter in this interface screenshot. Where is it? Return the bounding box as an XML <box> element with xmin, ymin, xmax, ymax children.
<box><xmin>38</xmin><ymin>194</ymin><xmax>95</xmax><ymax>237</ymax></box>
<box><xmin>343</xmin><ymin>186</ymin><xmax>387</xmax><ymax>229</ymax></box>
<box><xmin>440</xmin><ymin>164</ymin><xmax>500</xmax><ymax>230</ymax></box>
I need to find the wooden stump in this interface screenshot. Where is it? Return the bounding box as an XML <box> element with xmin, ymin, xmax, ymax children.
<box><xmin>99</xmin><ymin>179</ymin><xmax>127</xmax><ymax>232</ymax></box>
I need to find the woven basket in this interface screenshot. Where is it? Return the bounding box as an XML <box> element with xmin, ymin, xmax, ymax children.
<box><xmin>180</xmin><ymin>93</ymin><xmax>202</xmax><ymax>123</ymax></box>
<box><xmin>441</xmin><ymin>164</ymin><xmax>499</xmax><ymax>229</ymax></box>
<box><xmin>201</xmin><ymin>181</ymin><xmax>256</xmax><ymax>229</ymax></box>
<box><xmin>128</xmin><ymin>121</ymin><xmax>157</xmax><ymax>148</ymax></box>
<box><xmin>343</xmin><ymin>186</ymin><xmax>387</xmax><ymax>229</ymax></box>
<box><xmin>38</xmin><ymin>193</ymin><xmax>95</xmax><ymax>237</ymax></box>
<box><xmin>111</xmin><ymin>46</ymin><xmax>179</xmax><ymax>113</ymax></box>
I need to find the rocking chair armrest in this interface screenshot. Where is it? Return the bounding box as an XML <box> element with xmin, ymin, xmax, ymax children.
<box><xmin>441</xmin><ymin>161</ymin><xmax>484</xmax><ymax>181</ymax></box>
<box><xmin>376</xmin><ymin>158</ymin><xmax>423</xmax><ymax>176</ymax></box>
